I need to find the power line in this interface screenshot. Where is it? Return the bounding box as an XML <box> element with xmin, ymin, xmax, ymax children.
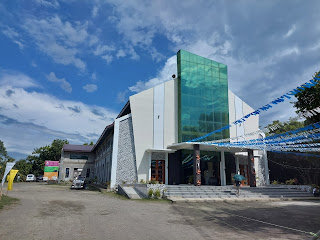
<box><xmin>268</xmin><ymin>159</ymin><xmax>320</xmax><ymax>172</ymax></box>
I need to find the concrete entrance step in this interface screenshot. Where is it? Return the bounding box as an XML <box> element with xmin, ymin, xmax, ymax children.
<box><xmin>168</xmin><ymin>196</ymin><xmax>320</xmax><ymax>203</ymax></box>
<box><xmin>118</xmin><ymin>185</ymin><xmax>142</xmax><ymax>199</ymax></box>
<box><xmin>164</xmin><ymin>185</ymin><xmax>314</xmax><ymax>200</ymax></box>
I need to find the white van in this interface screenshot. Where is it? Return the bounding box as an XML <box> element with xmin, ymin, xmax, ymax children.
<box><xmin>26</xmin><ymin>174</ymin><xmax>36</xmax><ymax>182</ymax></box>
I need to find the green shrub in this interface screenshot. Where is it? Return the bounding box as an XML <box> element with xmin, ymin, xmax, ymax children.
<box><xmin>153</xmin><ymin>189</ymin><xmax>161</xmax><ymax>199</ymax></box>
<box><xmin>140</xmin><ymin>179</ymin><xmax>145</xmax><ymax>184</ymax></box>
<box><xmin>285</xmin><ymin>179</ymin><xmax>295</xmax><ymax>185</ymax></box>
<box><xmin>147</xmin><ymin>180</ymin><xmax>159</xmax><ymax>184</ymax></box>
<box><xmin>188</xmin><ymin>175</ymin><xmax>193</xmax><ymax>184</ymax></box>
<box><xmin>148</xmin><ymin>189</ymin><xmax>153</xmax><ymax>198</ymax></box>
<box><xmin>271</xmin><ymin>180</ymin><xmax>281</xmax><ymax>185</ymax></box>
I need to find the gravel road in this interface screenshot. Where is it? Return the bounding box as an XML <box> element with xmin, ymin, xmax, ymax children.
<box><xmin>0</xmin><ymin>183</ymin><xmax>319</xmax><ymax>240</ymax></box>
<box><xmin>0</xmin><ymin>183</ymin><xmax>201</xmax><ymax>240</ymax></box>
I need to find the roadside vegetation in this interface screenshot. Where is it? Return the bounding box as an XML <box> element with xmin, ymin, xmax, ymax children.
<box><xmin>0</xmin><ymin>139</ymin><xmax>68</xmax><ymax>181</ymax></box>
<box><xmin>0</xmin><ymin>195</ymin><xmax>19</xmax><ymax>211</ymax></box>
<box><xmin>266</xmin><ymin>71</ymin><xmax>320</xmax><ymax>186</ymax></box>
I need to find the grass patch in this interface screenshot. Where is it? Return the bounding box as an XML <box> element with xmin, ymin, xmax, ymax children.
<box><xmin>102</xmin><ymin>191</ymin><xmax>130</xmax><ymax>200</ymax></box>
<box><xmin>87</xmin><ymin>185</ymin><xmax>100</xmax><ymax>192</ymax></box>
<box><xmin>0</xmin><ymin>195</ymin><xmax>19</xmax><ymax>210</ymax></box>
<box><xmin>102</xmin><ymin>191</ymin><xmax>170</xmax><ymax>203</ymax></box>
<box><xmin>136</xmin><ymin>198</ymin><xmax>170</xmax><ymax>204</ymax></box>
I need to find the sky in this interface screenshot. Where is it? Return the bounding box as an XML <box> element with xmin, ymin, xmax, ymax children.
<box><xmin>0</xmin><ymin>0</ymin><xmax>320</xmax><ymax>160</ymax></box>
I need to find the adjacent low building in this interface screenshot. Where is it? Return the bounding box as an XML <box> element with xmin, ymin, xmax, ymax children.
<box><xmin>59</xmin><ymin>144</ymin><xmax>95</xmax><ymax>181</ymax></box>
<box><xmin>59</xmin><ymin>50</ymin><xmax>270</xmax><ymax>188</ymax></box>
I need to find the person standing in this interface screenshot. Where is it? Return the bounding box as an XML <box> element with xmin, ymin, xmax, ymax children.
<box><xmin>235</xmin><ymin>180</ymin><xmax>241</xmax><ymax>197</ymax></box>
<box><xmin>313</xmin><ymin>186</ymin><xmax>319</xmax><ymax>197</ymax></box>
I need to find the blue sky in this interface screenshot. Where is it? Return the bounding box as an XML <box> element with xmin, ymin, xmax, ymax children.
<box><xmin>0</xmin><ymin>0</ymin><xmax>320</xmax><ymax>159</ymax></box>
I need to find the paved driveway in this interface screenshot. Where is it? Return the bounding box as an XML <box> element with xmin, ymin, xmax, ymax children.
<box><xmin>172</xmin><ymin>201</ymin><xmax>320</xmax><ymax>240</ymax></box>
<box><xmin>0</xmin><ymin>183</ymin><xmax>319</xmax><ymax>240</ymax></box>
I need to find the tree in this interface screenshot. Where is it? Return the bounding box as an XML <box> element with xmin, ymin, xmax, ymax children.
<box><xmin>266</xmin><ymin>118</ymin><xmax>320</xmax><ymax>185</ymax></box>
<box><xmin>29</xmin><ymin>139</ymin><xmax>69</xmax><ymax>176</ymax></box>
<box><xmin>0</xmin><ymin>140</ymin><xmax>7</xmax><ymax>162</ymax></box>
<box><xmin>265</xmin><ymin>117</ymin><xmax>304</xmax><ymax>136</ymax></box>
<box><xmin>16</xmin><ymin>139</ymin><xmax>69</xmax><ymax>177</ymax></box>
<box><xmin>294</xmin><ymin>70</ymin><xmax>320</xmax><ymax>125</ymax></box>
<box><xmin>0</xmin><ymin>140</ymin><xmax>16</xmax><ymax>179</ymax></box>
<box><xmin>33</xmin><ymin>139</ymin><xmax>69</xmax><ymax>162</ymax></box>
<box><xmin>14</xmin><ymin>159</ymin><xmax>32</xmax><ymax>178</ymax></box>
<box><xmin>83</xmin><ymin>141</ymin><xmax>94</xmax><ymax>145</ymax></box>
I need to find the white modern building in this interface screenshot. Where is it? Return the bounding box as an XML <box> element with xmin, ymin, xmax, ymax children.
<box><xmin>59</xmin><ymin>50</ymin><xmax>269</xmax><ymax>189</ymax></box>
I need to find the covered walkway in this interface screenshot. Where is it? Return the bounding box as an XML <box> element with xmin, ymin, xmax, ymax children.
<box><xmin>167</xmin><ymin>142</ymin><xmax>258</xmax><ymax>187</ymax></box>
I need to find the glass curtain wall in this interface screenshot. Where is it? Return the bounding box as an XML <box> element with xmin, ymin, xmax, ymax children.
<box><xmin>177</xmin><ymin>49</ymin><xmax>229</xmax><ymax>142</ymax></box>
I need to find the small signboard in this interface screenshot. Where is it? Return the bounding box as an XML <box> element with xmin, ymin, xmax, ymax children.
<box><xmin>43</xmin><ymin>161</ymin><xmax>59</xmax><ymax>181</ymax></box>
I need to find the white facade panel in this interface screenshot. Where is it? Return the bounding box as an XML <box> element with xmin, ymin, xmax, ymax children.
<box><xmin>234</xmin><ymin>94</ymin><xmax>245</xmax><ymax>140</ymax></box>
<box><xmin>228</xmin><ymin>90</ymin><xmax>237</xmax><ymax>141</ymax></box>
<box><xmin>110</xmin><ymin>116</ymin><xmax>120</xmax><ymax>189</ymax></box>
<box><xmin>243</xmin><ymin>101</ymin><xmax>259</xmax><ymax>140</ymax></box>
<box><xmin>153</xmin><ymin>83</ymin><xmax>165</xmax><ymax>149</ymax></box>
<box><xmin>164</xmin><ymin>79</ymin><xmax>178</xmax><ymax>147</ymax></box>
<box><xmin>130</xmin><ymin>88</ymin><xmax>154</xmax><ymax>182</ymax></box>
<box><xmin>229</xmin><ymin>90</ymin><xmax>260</xmax><ymax>141</ymax></box>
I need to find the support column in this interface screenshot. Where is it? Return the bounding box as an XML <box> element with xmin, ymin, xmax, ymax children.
<box><xmin>235</xmin><ymin>156</ymin><xmax>240</xmax><ymax>174</ymax></box>
<box><xmin>148</xmin><ymin>152</ymin><xmax>152</xmax><ymax>182</ymax></box>
<box><xmin>220</xmin><ymin>151</ymin><xmax>226</xmax><ymax>186</ymax></box>
<box><xmin>193</xmin><ymin>144</ymin><xmax>201</xmax><ymax>186</ymax></box>
<box><xmin>263</xmin><ymin>150</ymin><xmax>270</xmax><ymax>185</ymax></box>
<box><xmin>165</xmin><ymin>153</ymin><xmax>168</xmax><ymax>185</ymax></box>
<box><xmin>247</xmin><ymin>149</ymin><xmax>256</xmax><ymax>187</ymax></box>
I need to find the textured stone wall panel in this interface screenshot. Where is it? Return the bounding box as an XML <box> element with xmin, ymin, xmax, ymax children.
<box><xmin>151</xmin><ymin>152</ymin><xmax>165</xmax><ymax>160</ymax></box>
<box><xmin>116</xmin><ymin>117</ymin><xmax>138</xmax><ymax>185</ymax></box>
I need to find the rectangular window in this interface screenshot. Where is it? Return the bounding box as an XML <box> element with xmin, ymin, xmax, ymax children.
<box><xmin>65</xmin><ymin>168</ymin><xmax>69</xmax><ymax>178</ymax></box>
<box><xmin>86</xmin><ymin>169</ymin><xmax>90</xmax><ymax>178</ymax></box>
<box><xmin>70</xmin><ymin>154</ymin><xmax>88</xmax><ymax>160</ymax></box>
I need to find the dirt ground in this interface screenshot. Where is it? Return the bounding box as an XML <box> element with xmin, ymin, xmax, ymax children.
<box><xmin>0</xmin><ymin>183</ymin><xmax>319</xmax><ymax>240</ymax></box>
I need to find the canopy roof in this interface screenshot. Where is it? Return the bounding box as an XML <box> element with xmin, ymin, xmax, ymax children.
<box><xmin>167</xmin><ymin>142</ymin><xmax>249</xmax><ymax>153</ymax></box>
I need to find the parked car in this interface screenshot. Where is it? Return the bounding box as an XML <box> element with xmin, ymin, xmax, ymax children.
<box><xmin>36</xmin><ymin>175</ymin><xmax>44</xmax><ymax>182</ymax></box>
<box><xmin>71</xmin><ymin>176</ymin><xmax>87</xmax><ymax>189</ymax></box>
<box><xmin>26</xmin><ymin>174</ymin><xmax>36</xmax><ymax>182</ymax></box>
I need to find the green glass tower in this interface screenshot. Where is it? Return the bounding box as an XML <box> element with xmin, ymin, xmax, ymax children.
<box><xmin>177</xmin><ymin>50</ymin><xmax>229</xmax><ymax>142</ymax></box>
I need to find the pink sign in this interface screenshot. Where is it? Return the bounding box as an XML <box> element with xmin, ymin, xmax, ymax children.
<box><xmin>45</xmin><ymin>161</ymin><xmax>59</xmax><ymax>167</ymax></box>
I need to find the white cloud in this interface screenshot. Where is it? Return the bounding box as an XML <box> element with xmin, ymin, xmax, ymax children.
<box><xmin>22</xmin><ymin>16</ymin><xmax>88</xmax><ymax>70</ymax></box>
<box><xmin>34</xmin><ymin>0</ymin><xmax>60</xmax><ymax>9</ymax></box>
<box><xmin>91</xmin><ymin>72</ymin><xmax>96</xmax><ymax>80</ymax></box>
<box><xmin>0</xmin><ymin>86</ymin><xmax>117</xmax><ymax>155</ymax></box>
<box><xmin>46</xmin><ymin>72</ymin><xmax>72</xmax><ymax>93</ymax></box>
<box><xmin>149</xmin><ymin>47</ymin><xmax>164</xmax><ymax>62</ymax></box>
<box><xmin>116</xmin><ymin>49</ymin><xmax>126</xmax><ymax>58</ymax></box>
<box><xmin>101</xmin><ymin>54</ymin><xmax>113</xmax><ymax>64</ymax></box>
<box><xmin>0</xmin><ymin>70</ymin><xmax>39</xmax><ymax>88</ymax></box>
<box><xmin>1</xmin><ymin>26</ymin><xmax>24</xmax><ymax>49</ymax></box>
<box><xmin>93</xmin><ymin>44</ymin><xmax>115</xmax><ymax>56</ymax></box>
<box><xmin>116</xmin><ymin>90</ymin><xmax>128</xmax><ymax>103</ymax></box>
<box><xmin>284</xmin><ymin>24</ymin><xmax>296</xmax><ymax>38</ymax></box>
<box><xmin>88</xmin><ymin>35</ymin><xmax>99</xmax><ymax>46</ymax></box>
<box><xmin>128</xmin><ymin>55</ymin><xmax>176</xmax><ymax>92</ymax></box>
<box><xmin>92</xmin><ymin>5</ymin><xmax>99</xmax><ymax>18</ymax></box>
<box><xmin>276</xmin><ymin>47</ymin><xmax>300</xmax><ymax>58</ymax></box>
<box><xmin>128</xmin><ymin>46</ymin><xmax>139</xmax><ymax>60</ymax></box>
<box><xmin>83</xmin><ymin>84</ymin><xmax>98</xmax><ymax>93</ymax></box>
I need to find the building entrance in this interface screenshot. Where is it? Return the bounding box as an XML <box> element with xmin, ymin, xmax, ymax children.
<box><xmin>239</xmin><ymin>164</ymin><xmax>250</xmax><ymax>186</ymax></box>
<box><xmin>180</xmin><ymin>150</ymin><xmax>221</xmax><ymax>185</ymax></box>
<box><xmin>201</xmin><ymin>157</ymin><xmax>220</xmax><ymax>186</ymax></box>
<box><xmin>151</xmin><ymin>160</ymin><xmax>165</xmax><ymax>183</ymax></box>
